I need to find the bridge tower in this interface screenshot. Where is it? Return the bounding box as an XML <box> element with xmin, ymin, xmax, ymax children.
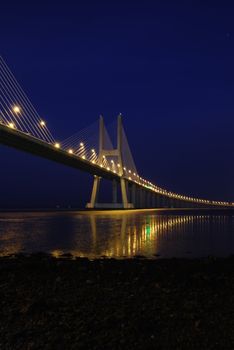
<box><xmin>86</xmin><ymin>115</ymin><xmax>133</xmax><ymax>209</ymax></box>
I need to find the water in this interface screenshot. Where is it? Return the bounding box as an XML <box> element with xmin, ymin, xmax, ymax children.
<box><xmin>0</xmin><ymin>210</ymin><xmax>234</xmax><ymax>259</ymax></box>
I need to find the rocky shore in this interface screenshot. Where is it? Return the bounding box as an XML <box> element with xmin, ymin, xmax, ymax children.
<box><xmin>1</xmin><ymin>254</ymin><xmax>234</xmax><ymax>349</ymax></box>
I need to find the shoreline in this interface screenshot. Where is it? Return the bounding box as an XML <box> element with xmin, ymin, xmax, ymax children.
<box><xmin>1</xmin><ymin>207</ymin><xmax>234</xmax><ymax>215</ymax></box>
<box><xmin>1</xmin><ymin>254</ymin><xmax>234</xmax><ymax>349</ymax></box>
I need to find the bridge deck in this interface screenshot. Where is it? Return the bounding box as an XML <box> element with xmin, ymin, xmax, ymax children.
<box><xmin>0</xmin><ymin>123</ymin><xmax>232</xmax><ymax>209</ymax></box>
<box><xmin>0</xmin><ymin>124</ymin><xmax>120</xmax><ymax>181</ymax></box>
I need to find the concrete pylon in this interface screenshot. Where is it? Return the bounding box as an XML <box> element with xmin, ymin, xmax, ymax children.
<box><xmin>86</xmin><ymin>115</ymin><xmax>133</xmax><ymax>209</ymax></box>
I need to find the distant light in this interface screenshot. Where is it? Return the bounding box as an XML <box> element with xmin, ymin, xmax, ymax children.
<box><xmin>128</xmin><ymin>170</ymin><xmax>131</xmax><ymax>173</ymax></box>
<box><xmin>40</xmin><ymin>120</ymin><xmax>46</xmax><ymax>127</ymax></box>
<box><xmin>80</xmin><ymin>142</ymin><xmax>84</xmax><ymax>147</ymax></box>
<box><xmin>8</xmin><ymin>122</ymin><xmax>15</xmax><ymax>129</ymax></box>
<box><xmin>68</xmin><ymin>149</ymin><xmax>73</xmax><ymax>154</ymax></box>
<box><xmin>107</xmin><ymin>167</ymin><xmax>110</xmax><ymax>171</ymax></box>
<box><xmin>117</xmin><ymin>163</ymin><xmax>120</xmax><ymax>167</ymax></box>
<box><xmin>92</xmin><ymin>160</ymin><xmax>95</xmax><ymax>164</ymax></box>
<box><xmin>55</xmin><ymin>142</ymin><xmax>60</xmax><ymax>148</ymax></box>
<box><xmin>12</xmin><ymin>106</ymin><xmax>21</xmax><ymax>114</ymax></box>
<box><xmin>123</xmin><ymin>167</ymin><xmax>126</xmax><ymax>171</ymax></box>
<box><xmin>111</xmin><ymin>159</ymin><xmax>114</xmax><ymax>163</ymax></box>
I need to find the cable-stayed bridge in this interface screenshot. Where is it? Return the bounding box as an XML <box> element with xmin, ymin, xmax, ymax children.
<box><xmin>0</xmin><ymin>57</ymin><xmax>233</xmax><ymax>209</ymax></box>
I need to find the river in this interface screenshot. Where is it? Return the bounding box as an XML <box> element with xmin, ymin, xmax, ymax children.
<box><xmin>0</xmin><ymin>210</ymin><xmax>234</xmax><ymax>258</ymax></box>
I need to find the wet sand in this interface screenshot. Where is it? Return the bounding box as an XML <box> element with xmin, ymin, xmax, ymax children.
<box><xmin>1</xmin><ymin>254</ymin><xmax>234</xmax><ymax>349</ymax></box>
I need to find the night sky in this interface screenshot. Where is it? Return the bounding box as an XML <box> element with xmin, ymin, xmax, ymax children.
<box><xmin>1</xmin><ymin>1</ymin><xmax>234</xmax><ymax>208</ymax></box>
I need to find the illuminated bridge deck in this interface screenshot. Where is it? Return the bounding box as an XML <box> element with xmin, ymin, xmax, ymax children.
<box><xmin>0</xmin><ymin>123</ymin><xmax>233</xmax><ymax>209</ymax></box>
<box><xmin>0</xmin><ymin>123</ymin><xmax>119</xmax><ymax>181</ymax></box>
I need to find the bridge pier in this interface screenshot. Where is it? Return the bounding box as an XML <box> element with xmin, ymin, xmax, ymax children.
<box><xmin>86</xmin><ymin>114</ymin><xmax>227</xmax><ymax>210</ymax></box>
<box><xmin>178</xmin><ymin>199</ymin><xmax>183</xmax><ymax>208</ymax></box>
<box><xmin>131</xmin><ymin>183</ymin><xmax>136</xmax><ymax>207</ymax></box>
<box><xmin>127</xmin><ymin>182</ymin><xmax>132</xmax><ymax>203</ymax></box>
<box><xmin>150</xmin><ymin>191</ymin><xmax>154</xmax><ymax>208</ymax></box>
<box><xmin>155</xmin><ymin>194</ymin><xmax>160</xmax><ymax>208</ymax></box>
<box><xmin>88</xmin><ymin>176</ymin><xmax>101</xmax><ymax>208</ymax></box>
<box><xmin>152</xmin><ymin>194</ymin><xmax>156</xmax><ymax>208</ymax></box>
<box><xmin>163</xmin><ymin>196</ymin><xmax>167</xmax><ymax>207</ymax></box>
<box><xmin>112</xmin><ymin>179</ymin><xmax>117</xmax><ymax>204</ymax></box>
<box><xmin>121</xmin><ymin>178</ymin><xmax>132</xmax><ymax>209</ymax></box>
<box><xmin>139</xmin><ymin>188</ymin><xmax>143</xmax><ymax>208</ymax></box>
<box><xmin>146</xmin><ymin>191</ymin><xmax>149</xmax><ymax>208</ymax></box>
<box><xmin>134</xmin><ymin>185</ymin><xmax>140</xmax><ymax>207</ymax></box>
<box><xmin>87</xmin><ymin>115</ymin><xmax>134</xmax><ymax>209</ymax></box>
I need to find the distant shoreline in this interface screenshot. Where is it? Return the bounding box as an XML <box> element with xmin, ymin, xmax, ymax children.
<box><xmin>1</xmin><ymin>207</ymin><xmax>234</xmax><ymax>215</ymax></box>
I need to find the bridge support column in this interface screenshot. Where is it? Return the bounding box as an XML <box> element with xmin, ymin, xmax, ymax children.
<box><xmin>131</xmin><ymin>183</ymin><xmax>136</xmax><ymax>207</ymax></box>
<box><xmin>121</xmin><ymin>178</ymin><xmax>130</xmax><ymax>209</ymax></box>
<box><xmin>169</xmin><ymin>198</ymin><xmax>174</xmax><ymax>208</ymax></box>
<box><xmin>135</xmin><ymin>185</ymin><xmax>139</xmax><ymax>208</ymax></box>
<box><xmin>112</xmin><ymin>179</ymin><xmax>117</xmax><ymax>204</ymax></box>
<box><xmin>86</xmin><ymin>115</ymin><xmax>134</xmax><ymax>209</ymax></box>
<box><xmin>88</xmin><ymin>176</ymin><xmax>100</xmax><ymax>208</ymax></box>
<box><xmin>138</xmin><ymin>187</ymin><xmax>142</xmax><ymax>208</ymax></box>
<box><xmin>146</xmin><ymin>191</ymin><xmax>149</xmax><ymax>208</ymax></box>
<box><xmin>142</xmin><ymin>189</ymin><xmax>146</xmax><ymax>208</ymax></box>
<box><xmin>164</xmin><ymin>196</ymin><xmax>170</xmax><ymax>208</ymax></box>
<box><xmin>139</xmin><ymin>187</ymin><xmax>143</xmax><ymax>208</ymax></box>
<box><xmin>152</xmin><ymin>194</ymin><xmax>156</xmax><ymax>208</ymax></box>
<box><xmin>160</xmin><ymin>195</ymin><xmax>165</xmax><ymax>208</ymax></box>
<box><xmin>155</xmin><ymin>194</ymin><xmax>160</xmax><ymax>208</ymax></box>
<box><xmin>147</xmin><ymin>191</ymin><xmax>151</xmax><ymax>208</ymax></box>
<box><xmin>157</xmin><ymin>195</ymin><xmax>161</xmax><ymax>208</ymax></box>
<box><xmin>143</xmin><ymin>189</ymin><xmax>147</xmax><ymax>208</ymax></box>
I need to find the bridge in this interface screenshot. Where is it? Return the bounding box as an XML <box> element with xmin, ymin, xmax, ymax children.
<box><xmin>0</xmin><ymin>56</ymin><xmax>233</xmax><ymax>209</ymax></box>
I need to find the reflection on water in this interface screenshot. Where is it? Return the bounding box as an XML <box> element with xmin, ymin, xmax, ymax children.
<box><xmin>0</xmin><ymin>210</ymin><xmax>234</xmax><ymax>258</ymax></box>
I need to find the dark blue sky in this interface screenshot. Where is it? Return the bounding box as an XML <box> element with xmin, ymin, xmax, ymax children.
<box><xmin>1</xmin><ymin>0</ymin><xmax>234</xmax><ymax>208</ymax></box>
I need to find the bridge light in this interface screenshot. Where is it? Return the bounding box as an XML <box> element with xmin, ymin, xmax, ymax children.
<box><xmin>12</xmin><ymin>105</ymin><xmax>21</xmax><ymax>114</ymax></box>
<box><xmin>128</xmin><ymin>170</ymin><xmax>131</xmax><ymax>173</ymax></box>
<box><xmin>55</xmin><ymin>142</ymin><xmax>60</xmax><ymax>148</ymax></box>
<box><xmin>91</xmin><ymin>149</ymin><xmax>95</xmax><ymax>153</ymax></box>
<box><xmin>123</xmin><ymin>167</ymin><xmax>126</xmax><ymax>171</ymax></box>
<box><xmin>82</xmin><ymin>155</ymin><xmax>86</xmax><ymax>159</ymax></box>
<box><xmin>107</xmin><ymin>167</ymin><xmax>110</xmax><ymax>171</ymax></box>
<box><xmin>8</xmin><ymin>122</ymin><xmax>15</xmax><ymax>129</ymax></box>
<box><xmin>111</xmin><ymin>159</ymin><xmax>114</xmax><ymax>163</ymax></box>
<box><xmin>68</xmin><ymin>149</ymin><xmax>73</xmax><ymax>154</ymax></box>
<box><xmin>117</xmin><ymin>163</ymin><xmax>120</xmax><ymax>167</ymax></box>
<box><xmin>80</xmin><ymin>142</ymin><xmax>84</xmax><ymax>147</ymax></box>
<box><xmin>40</xmin><ymin>120</ymin><xmax>46</xmax><ymax>127</ymax></box>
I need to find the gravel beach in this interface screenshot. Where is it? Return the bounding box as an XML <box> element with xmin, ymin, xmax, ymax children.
<box><xmin>1</xmin><ymin>254</ymin><xmax>234</xmax><ymax>349</ymax></box>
